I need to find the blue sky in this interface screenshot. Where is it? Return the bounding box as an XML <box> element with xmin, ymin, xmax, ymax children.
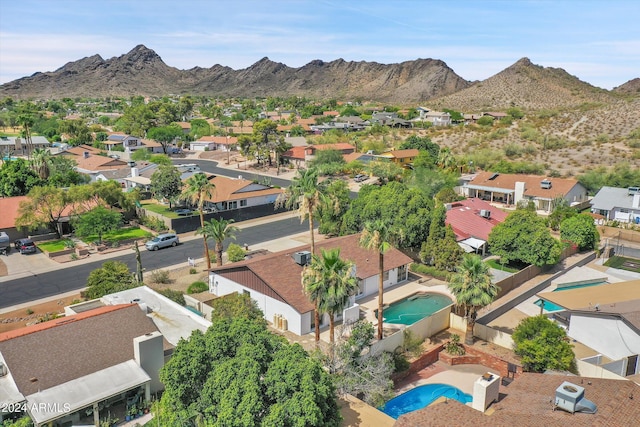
<box><xmin>0</xmin><ymin>0</ymin><xmax>638</xmax><ymax>90</ymax></box>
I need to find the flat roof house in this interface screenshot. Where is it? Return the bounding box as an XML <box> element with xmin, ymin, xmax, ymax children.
<box><xmin>208</xmin><ymin>234</ymin><xmax>412</xmax><ymax>337</ymax></box>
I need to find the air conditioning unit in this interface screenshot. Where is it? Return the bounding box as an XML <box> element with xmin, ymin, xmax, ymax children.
<box><xmin>541</xmin><ymin>180</ymin><xmax>552</xmax><ymax>189</ymax></box>
<box><xmin>0</xmin><ymin>361</ymin><xmax>7</xmax><ymax>377</ymax></box>
<box><xmin>480</xmin><ymin>209</ymin><xmax>491</xmax><ymax>219</ymax></box>
<box><xmin>293</xmin><ymin>251</ymin><xmax>312</xmax><ymax>266</ymax></box>
<box><xmin>555</xmin><ymin>381</ymin><xmax>597</xmax><ymax>414</ymax></box>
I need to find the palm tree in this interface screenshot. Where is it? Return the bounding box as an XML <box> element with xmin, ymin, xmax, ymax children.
<box><xmin>448</xmin><ymin>254</ymin><xmax>499</xmax><ymax>345</ymax></box>
<box><xmin>30</xmin><ymin>147</ymin><xmax>52</xmax><ymax>179</ymax></box>
<box><xmin>182</xmin><ymin>173</ymin><xmax>215</xmax><ymax>269</ymax></box>
<box><xmin>197</xmin><ymin>218</ymin><xmax>240</xmax><ymax>266</ymax></box>
<box><xmin>277</xmin><ymin>167</ymin><xmax>321</xmax><ymax>255</ymax></box>
<box><xmin>302</xmin><ymin>248</ymin><xmax>358</xmax><ymax>344</ymax></box>
<box><xmin>359</xmin><ymin>220</ymin><xmax>399</xmax><ymax>340</ymax></box>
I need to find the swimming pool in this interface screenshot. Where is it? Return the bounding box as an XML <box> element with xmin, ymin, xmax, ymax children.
<box><xmin>535</xmin><ymin>280</ymin><xmax>610</xmax><ymax>312</ymax></box>
<box><xmin>380</xmin><ymin>383</ymin><xmax>472</xmax><ymax>419</ymax></box>
<box><xmin>378</xmin><ymin>293</ymin><xmax>453</xmax><ymax>325</ymax></box>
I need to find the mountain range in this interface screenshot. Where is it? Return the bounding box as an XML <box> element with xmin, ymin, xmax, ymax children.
<box><xmin>0</xmin><ymin>45</ymin><xmax>638</xmax><ymax>109</ymax></box>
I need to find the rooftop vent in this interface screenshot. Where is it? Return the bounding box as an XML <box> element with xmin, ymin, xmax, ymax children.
<box><xmin>628</xmin><ymin>186</ymin><xmax>640</xmax><ymax>196</ymax></box>
<box><xmin>554</xmin><ymin>381</ymin><xmax>597</xmax><ymax>414</ymax></box>
<box><xmin>488</xmin><ymin>173</ymin><xmax>499</xmax><ymax>180</ymax></box>
<box><xmin>541</xmin><ymin>180</ymin><xmax>552</xmax><ymax>189</ymax></box>
<box><xmin>0</xmin><ymin>361</ymin><xmax>7</xmax><ymax>377</ymax></box>
<box><xmin>480</xmin><ymin>209</ymin><xmax>491</xmax><ymax>219</ymax></box>
<box><xmin>293</xmin><ymin>251</ymin><xmax>312</xmax><ymax>266</ymax></box>
<box><xmin>83</xmin><ymin>151</ymin><xmax>90</xmax><ymax>158</ymax></box>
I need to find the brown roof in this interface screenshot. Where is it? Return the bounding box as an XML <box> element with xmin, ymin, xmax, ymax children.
<box><xmin>469</xmin><ymin>172</ymin><xmax>583</xmax><ymax>199</ymax></box>
<box><xmin>195</xmin><ymin>136</ymin><xmax>239</xmax><ymax>145</ymax></box>
<box><xmin>395</xmin><ymin>373</ymin><xmax>640</xmax><ymax>427</ymax></box>
<box><xmin>73</xmin><ymin>154</ymin><xmax>128</xmax><ymax>172</ymax></box>
<box><xmin>210</xmin><ymin>234</ymin><xmax>413</xmax><ymax>313</ymax></box>
<box><xmin>0</xmin><ymin>304</ymin><xmax>161</xmax><ymax>396</ymax></box>
<box><xmin>0</xmin><ymin>195</ymin><xmax>28</xmax><ymax>228</ymax></box>
<box><xmin>389</xmin><ymin>149</ymin><xmax>419</xmax><ymax>159</ymax></box>
<box><xmin>201</xmin><ymin>174</ymin><xmax>284</xmax><ymax>203</ymax></box>
<box><xmin>59</xmin><ymin>145</ymin><xmax>102</xmax><ymax>157</ymax></box>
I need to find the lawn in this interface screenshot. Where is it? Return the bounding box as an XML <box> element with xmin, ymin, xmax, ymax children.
<box><xmin>141</xmin><ymin>203</ymin><xmax>180</xmax><ymax>219</ymax></box>
<box><xmin>83</xmin><ymin>226</ymin><xmax>153</xmax><ymax>244</ymax></box>
<box><xmin>485</xmin><ymin>259</ymin><xmax>520</xmax><ymax>273</ymax></box>
<box><xmin>604</xmin><ymin>255</ymin><xmax>640</xmax><ymax>273</ymax></box>
<box><xmin>36</xmin><ymin>239</ymin><xmax>73</xmax><ymax>253</ymax></box>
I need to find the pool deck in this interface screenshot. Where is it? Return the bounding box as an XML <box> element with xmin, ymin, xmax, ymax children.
<box><xmin>395</xmin><ymin>361</ymin><xmax>496</xmax><ymax>396</ymax></box>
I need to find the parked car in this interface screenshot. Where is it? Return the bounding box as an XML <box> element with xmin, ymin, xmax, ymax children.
<box><xmin>109</xmin><ymin>154</ymin><xmax>120</xmax><ymax>159</ymax></box>
<box><xmin>174</xmin><ymin>208</ymin><xmax>193</xmax><ymax>216</ymax></box>
<box><xmin>354</xmin><ymin>174</ymin><xmax>368</xmax><ymax>182</ymax></box>
<box><xmin>0</xmin><ymin>231</ymin><xmax>10</xmax><ymax>255</ymax></box>
<box><xmin>145</xmin><ymin>233</ymin><xmax>179</xmax><ymax>251</ymax></box>
<box><xmin>14</xmin><ymin>238</ymin><xmax>37</xmax><ymax>254</ymax></box>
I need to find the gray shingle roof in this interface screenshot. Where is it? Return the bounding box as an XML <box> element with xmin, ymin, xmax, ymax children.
<box><xmin>590</xmin><ymin>186</ymin><xmax>639</xmax><ymax>211</ymax></box>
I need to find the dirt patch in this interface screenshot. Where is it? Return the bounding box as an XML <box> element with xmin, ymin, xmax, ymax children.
<box><xmin>0</xmin><ymin>293</ymin><xmax>83</xmax><ymax>334</ymax></box>
<box><xmin>145</xmin><ymin>264</ymin><xmax>209</xmax><ymax>294</ymax></box>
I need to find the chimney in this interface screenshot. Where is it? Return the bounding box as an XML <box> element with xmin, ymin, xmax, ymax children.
<box><xmin>83</xmin><ymin>151</ymin><xmax>90</xmax><ymax>158</ymax></box>
<box><xmin>472</xmin><ymin>372</ymin><xmax>500</xmax><ymax>412</ymax></box>
<box><xmin>134</xmin><ymin>331</ymin><xmax>164</xmax><ymax>395</ymax></box>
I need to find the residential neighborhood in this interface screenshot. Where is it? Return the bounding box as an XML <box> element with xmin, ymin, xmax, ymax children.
<box><xmin>1</xmin><ymin>95</ymin><xmax>640</xmax><ymax>427</ymax></box>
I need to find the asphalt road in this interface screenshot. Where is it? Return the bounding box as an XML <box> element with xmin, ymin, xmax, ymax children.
<box><xmin>172</xmin><ymin>158</ymin><xmax>293</xmax><ymax>188</ymax></box>
<box><xmin>0</xmin><ymin>217</ymin><xmax>309</xmax><ymax>310</ymax></box>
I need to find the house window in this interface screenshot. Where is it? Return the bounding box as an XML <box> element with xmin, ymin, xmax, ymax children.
<box><xmin>228</xmin><ymin>201</ymin><xmax>238</xmax><ymax>210</ymax></box>
<box><xmin>240</xmin><ymin>200</ymin><xmax>247</xmax><ymax>207</ymax></box>
<box><xmin>356</xmin><ymin>280</ymin><xmax>364</xmax><ymax>297</ymax></box>
<box><xmin>383</xmin><ymin>271</ymin><xmax>389</xmax><ymax>282</ymax></box>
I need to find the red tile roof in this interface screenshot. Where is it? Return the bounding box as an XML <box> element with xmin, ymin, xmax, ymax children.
<box><xmin>0</xmin><ymin>196</ymin><xmax>28</xmax><ymax>229</ymax></box>
<box><xmin>210</xmin><ymin>234</ymin><xmax>412</xmax><ymax>313</ymax></box>
<box><xmin>395</xmin><ymin>373</ymin><xmax>640</xmax><ymax>427</ymax></box>
<box><xmin>445</xmin><ymin>198</ymin><xmax>508</xmax><ymax>241</ymax></box>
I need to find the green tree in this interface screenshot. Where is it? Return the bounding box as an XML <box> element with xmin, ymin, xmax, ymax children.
<box><xmin>488</xmin><ymin>209</ymin><xmax>562</xmax><ymax>266</ymax></box>
<box><xmin>182</xmin><ymin>173</ymin><xmax>215</xmax><ymax>270</ymax></box>
<box><xmin>29</xmin><ymin>148</ymin><xmax>52</xmax><ymax>179</ymax></box>
<box><xmin>560</xmin><ymin>213</ymin><xmax>599</xmax><ymax>250</ymax></box>
<box><xmin>72</xmin><ymin>206</ymin><xmax>122</xmax><ymax>244</ymax></box>
<box><xmin>150</xmin><ymin>165</ymin><xmax>182</xmax><ymax>209</ymax></box>
<box><xmin>149</xmin><ymin>154</ymin><xmax>172</xmax><ymax>166</ymax></box>
<box><xmin>147</xmin><ymin>124</ymin><xmax>183</xmax><ymax>154</ymax></box>
<box><xmin>476</xmin><ymin>116</ymin><xmax>494</xmax><ymax>126</ymax></box>
<box><xmin>432</xmin><ymin>225</ymin><xmax>464</xmax><ymax>272</ymax></box>
<box><xmin>226</xmin><ymin>242</ymin><xmax>247</xmax><ymax>263</ymax></box>
<box><xmin>420</xmin><ymin>202</ymin><xmax>446</xmax><ymax>265</ymax></box>
<box><xmin>0</xmin><ymin>158</ymin><xmax>42</xmax><ymax>196</ymax></box>
<box><xmin>197</xmin><ymin>218</ymin><xmax>240</xmax><ymax>266</ymax></box>
<box><xmin>399</xmin><ymin>135</ymin><xmax>440</xmax><ymax>159</ymax></box>
<box><xmin>406</xmin><ymin>166</ymin><xmax>459</xmax><ymax>199</ymax></box>
<box><xmin>448</xmin><ymin>254</ymin><xmax>498</xmax><ymax>344</ymax></box>
<box><xmin>48</xmin><ymin>156</ymin><xmax>89</xmax><ymax>187</ymax></box>
<box><xmin>512</xmin><ymin>315</ymin><xmax>575</xmax><ymax>372</ymax></box>
<box><xmin>310</xmin><ymin>149</ymin><xmax>345</xmax><ymax>167</ymax></box>
<box><xmin>360</xmin><ymin>220</ymin><xmax>400</xmax><ymax>340</ymax></box>
<box><xmin>86</xmin><ymin>261</ymin><xmax>138</xmax><ymax>299</ymax></box>
<box><xmin>303</xmin><ymin>248</ymin><xmax>359</xmax><ymax>344</ymax></box>
<box><xmin>547</xmin><ymin>197</ymin><xmax>577</xmax><ymax>231</ymax></box>
<box><xmin>252</xmin><ymin>119</ymin><xmax>278</xmax><ymax>165</ymax></box>
<box><xmin>317</xmin><ymin>179</ymin><xmax>350</xmax><ymax>236</ymax></box>
<box><xmin>15</xmin><ymin>186</ymin><xmax>74</xmax><ymax>238</ymax></box>
<box><xmin>156</xmin><ymin>317</ymin><xmax>341</xmax><ymax>427</ymax></box>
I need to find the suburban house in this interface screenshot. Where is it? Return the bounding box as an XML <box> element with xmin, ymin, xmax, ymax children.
<box><xmin>0</xmin><ymin>304</ymin><xmax>165</xmax><ymax>427</ymax></box>
<box><xmin>590</xmin><ymin>186</ymin><xmax>640</xmax><ymax>224</ymax></box>
<box><xmin>0</xmin><ymin>196</ymin><xmax>30</xmax><ymax>241</ymax></box>
<box><xmin>103</xmin><ymin>133</ymin><xmax>164</xmax><ymax>154</ymax></box>
<box><xmin>71</xmin><ymin>151</ymin><xmax>129</xmax><ymax>180</ymax></box>
<box><xmin>199</xmin><ymin>174</ymin><xmax>285</xmax><ymax>212</ymax></box>
<box><xmin>445</xmin><ymin>198</ymin><xmax>508</xmax><ymax>254</ymax></box>
<box><xmin>395</xmin><ymin>373</ymin><xmax>640</xmax><ymax>427</ymax></box>
<box><xmin>189</xmin><ymin>136</ymin><xmax>238</xmax><ymax>152</ymax></box>
<box><xmin>56</xmin><ymin>144</ymin><xmax>102</xmax><ymax>158</ymax></box>
<box><xmin>370</xmin><ymin>112</ymin><xmax>412</xmax><ymax>128</ymax></box>
<box><xmin>463</xmin><ymin>172</ymin><xmax>588</xmax><ymax>212</ymax></box>
<box><xmin>0</xmin><ymin>136</ymin><xmax>50</xmax><ymax>157</ymax></box>
<box><xmin>95</xmin><ymin>162</ymin><xmax>157</xmax><ymax>189</ymax></box>
<box><xmin>482</xmin><ymin>112</ymin><xmax>509</xmax><ymax>120</ymax></box>
<box><xmin>208</xmin><ymin>234</ymin><xmax>413</xmax><ymax>336</ymax></box>
<box><xmin>281</xmin><ymin>143</ymin><xmax>356</xmax><ymax>168</ymax></box>
<box><xmin>537</xmin><ymin>279</ymin><xmax>640</xmax><ymax>378</ymax></box>
<box><xmin>415</xmin><ymin>108</ymin><xmax>452</xmax><ymax>126</ymax></box>
<box><xmin>377</xmin><ymin>149</ymin><xmax>420</xmax><ymax>168</ymax></box>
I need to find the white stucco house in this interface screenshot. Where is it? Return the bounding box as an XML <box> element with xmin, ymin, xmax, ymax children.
<box><xmin>590</xmin><ymin>186</ymin><xmax>640</xmax><ymax>224</ymax></box>
<box><xmin>189</xmin><ymin>136</ymin><xmax>238</xmax><ymax>152</ymax></box>
<box><xmin>208</xmin><ymin>234</ymin><xmax>413</xmax><ymax>336</ymax></box>
<box><xmin>463</xmin><ymin>172</ymin><xmax>588</xmax><ymax>212</ymax></box>
<box><xmin>198</xmin><ymin>173</ymin><xmax>284</xmax><ymax>212</ymax></box>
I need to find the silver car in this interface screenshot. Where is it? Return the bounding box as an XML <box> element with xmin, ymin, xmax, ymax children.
<box><xmin>145</xmin><ymin>233</ymin><xmax>179</xmax><ymax>251</ymax></box>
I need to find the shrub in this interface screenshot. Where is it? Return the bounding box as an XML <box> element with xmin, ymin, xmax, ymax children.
<box><xmin>189</xmin><ymin>267</ymin><xmax>197</xmax><ymax>274</ymax></box>
<box><xmin>187</xmin><ymin>281</ymin><xmax>208</xmax><ymax>294</ymax></box>
<box><xmin>402</xmin><ymin>329</ymin><xmax>423</xmax><ymax>358</ymax></box>
<box><xmin>158</xmin><ymin>288</ymin><xmax>185</xmax><ymax>306</ymax></box>
<box><xmin>476</xmin><ymin>116</ymin><xmax>494</xmax><ymax>126</ymax></box>
<box><xmin>444</xmin><ymin>334</ymin><xmax>465</xmax><ymax>356</ymax></box>
<box><xmin>410</xmin><ymin>263</ymin><xmax>451</xmax><ymax>281</ymax></box>
<box><xmin>26</xmin><ymin>308</ymin><xmax>34</xmax><ymax>315</ymax></box>
<box><xmin>226</xmin><ymin>243</ymin><xmax>247</xmax><ymax>263</ymax></box>
<box><xmin>150</xmin><ymin>269</ymin><xmax>171</xmax><ymax>284</ymax></box>
<box><xmin>393</xmin><ymin>353</ymin><xmax>410</xmax><ymax>373</ymax></box>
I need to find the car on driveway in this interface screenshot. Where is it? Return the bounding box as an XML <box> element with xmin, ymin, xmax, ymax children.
<box><xmin>174</xmin><ymin>208</ymin><xmax>193</xmax><ymax>216</ymax></box>
<box><xmin>354</xmin><ymin>174</ymin><xmax>368</xmax><ymax>182</ymax></box>
<box><xmin>145</xmin><ymin>233</ymin><xmax>179</xmax><ymax>251</ymax></box>
<box><xmin>14</xmin><ymin>238</ymin><xmax>37</xmax><ymax>254</ymax></box>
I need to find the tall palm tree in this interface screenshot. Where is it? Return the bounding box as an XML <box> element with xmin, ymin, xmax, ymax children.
<box><xmin>197</xmin><ymin>218</ymin><xmax>240</xmax><ymax>266</ymax></box>
<box><xmin>359</xmin><ymin>220</ymin><xmax>399</xmax><ymax>340</ymax></box>
<box><xmin>448</xmin><ymin>254</ymin><xmax>499</xmax><ymax>345</ymax></box>
<box><xmin>182</xmin><ymin>173</ymin><xmax>215</xmax><ymax>269</ymax></box>
<box><xmin>277</xmin><ymin>167</ymin><xmax>321</xmax><ymax>255</ymax></box>
<box><xmin>302</xmin><ymin>248</ymin><xmax>358</xmax><ymax>344</ymax></box>
<box><xmin>30</xmin><ymin>147</ymin><xmax>52</xmax><ymax>179</ymax></box>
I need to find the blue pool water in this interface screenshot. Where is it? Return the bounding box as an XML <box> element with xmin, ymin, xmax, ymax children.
<box><xmin>377</xmin><ymin>293</ymin><xmax>453</xmax><ymax>325</ymax></box>
<box><xmin>380</xmin><ymin>383</ymin><xmax>472</xmax><ymax>419</ymax></box>
<box><xmin>534</xmin><ymin>299</ymin><xmax>564</xmax><ymax>312</ymax></box>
